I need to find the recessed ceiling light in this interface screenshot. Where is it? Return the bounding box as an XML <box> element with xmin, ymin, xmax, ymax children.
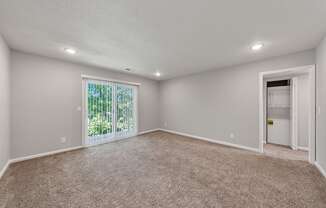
<box><xmin>155</xmin><ymin>72</ymin><xmax>161</xmax><ymax>77</ymax></box>
<box><xmin>63</xmin><ymin>48</ymin><xmax>77</xmax><ymax>55</ymax></box>
<box><xmin>251</xmin><ymin>43</ymin><xmax>264</xmax><ymax>51</ymax></box>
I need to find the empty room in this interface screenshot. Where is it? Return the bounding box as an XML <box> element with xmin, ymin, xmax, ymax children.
<box><xmin>1</xmin><ymin>0</ymin><xmax>326</xmax><ymax>207</ymax></box>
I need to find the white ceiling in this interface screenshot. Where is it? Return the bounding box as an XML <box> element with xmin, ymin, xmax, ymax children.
<box><xmin>0</xmin><ymin>0</ymin><xmax>326</xmax><ymax>80</ymax></box>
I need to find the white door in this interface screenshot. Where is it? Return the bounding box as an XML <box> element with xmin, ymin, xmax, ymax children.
<box><xmin>268</xmin><ymin>119</ymin><xmax>291</xmax><ymax>146</ymax></box>
<box><xmin>267</xmin><ymin>85</ymin><xmax>291</xmax><ymax>146</ymax></box>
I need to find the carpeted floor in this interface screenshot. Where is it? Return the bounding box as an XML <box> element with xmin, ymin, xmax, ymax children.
<box><xmin>264</xmin><ymin>143</ymin><xmax>308</xmax><ymax>161</ymax></box>
<box><xmin>0</xmin><ymin>131</ymin><xmax>325</xmax><ymax>208</ymax></box>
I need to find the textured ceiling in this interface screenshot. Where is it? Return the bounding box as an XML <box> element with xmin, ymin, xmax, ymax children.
<box><xmin>0</xmin><ymin>0</ymin><xmax>326</xmax><ymax>80</ymax></box>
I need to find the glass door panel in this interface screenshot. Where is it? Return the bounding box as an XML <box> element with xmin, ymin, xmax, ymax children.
<box><xmin>116</xmin><ymin>84</ymin><xmax>136</xmax><ymax>137</ymax></box>
<box><xmin>87</xmin><ymin>80</ymin><xmax>114</xmax><ymax>145</ymax></box>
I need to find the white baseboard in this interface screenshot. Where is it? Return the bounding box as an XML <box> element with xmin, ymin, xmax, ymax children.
<box><xmin>297</xmin><ymin>146</ymin><xmax>309</xmax><ymax>151</ymax></box>
<box><xmin>0</xmin><ymin>160</ymin><xmax>10</xmax><ymax>180</ymax></box>
<box><xmin>10</xmin><ymin>146</ymin><xmax>84</xmax><ymax>164</ymax></box>
<box><xmin>159</xmin><ymin>129</ymin><xmax>260</xmax><ymax>153</ymax></box>
<box><xmin>315</xmin><ymin>162</ymin><xmax>326</xmax><ymax>178</ymax></box>
<box><xmin>138</xmin><ymin>128</ymin><xmax>160</xmax><ymax>135</ymax></box>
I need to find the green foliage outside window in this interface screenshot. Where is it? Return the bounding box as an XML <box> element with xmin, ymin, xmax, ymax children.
<box><xmin>87</xmin><ymin>82</ymin><xmax>135</xmax><ymax>137</ymax></box>
<box><xmin>116</xmin><ymin>85</ymin><xmax>135</xmax><ymax>132</ymax></box>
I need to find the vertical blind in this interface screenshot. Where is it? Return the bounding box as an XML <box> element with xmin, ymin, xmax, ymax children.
<box><xmin>86</xmin><ymin>79</ymin><xmax>137</xmax><ymax>145</ymax></box>
<box><xmin>116</xmin><ymin>84</ymin><xmax>136</xmax><ymax>134</ymax></box>
<box><xmin>87</xmin><ymin>81</ymin><xmax>113</xmax><ymax>137</ymax></box>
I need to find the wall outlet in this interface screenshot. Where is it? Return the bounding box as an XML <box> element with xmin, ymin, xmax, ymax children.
<box><xmin>60</xmin><ymin>137</ymin><xmax>67</xmax><ymax>143</ymax></box>
<box><xmin>318</xmin><ymin>106</ymin><xmax>321</xmax><ymax>115</ymax></box>
<box><xmin>164</xmin><ymin>122</ymin><xmax>168</xmax><ymax>127</ymax></box>
<box><xmin>229</xmin><ymin>133</ymin><xmax>235</xmax><ymax>139</ymax></box>
<box><xmin>76</xmin><ymin>106</ymin><xmax>82</xmax><ymax>111</ymax></box>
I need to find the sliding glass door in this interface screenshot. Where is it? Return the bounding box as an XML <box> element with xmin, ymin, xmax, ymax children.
<box><xmin>85</xmin><ymin>80</ymin><xmax>137</xmax><ymax>146</ymax></box>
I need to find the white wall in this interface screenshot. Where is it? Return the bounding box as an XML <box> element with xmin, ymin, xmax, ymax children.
<box><xmin>297</xmin><ymin>75</ymin><xmax>309</xmax><ymax>148</ymax></box>
<box><xmin>10</xmin><ymin>51</ymin><xmax>160</xmax><ymax>158</ymax></box>
<box><xmin>316</xmin><ymin>36</ymin><xmax>326</xmax><ymax>172</ymax></box>
<box><xmin>0</xmin><ymin>34</ymin><xmax>10</xmax><ymax>173</ymax></box>
<box><xmin>159</xmin><ymin>50</ymin><xmax>315</xmax><ymax>150</ymax></box>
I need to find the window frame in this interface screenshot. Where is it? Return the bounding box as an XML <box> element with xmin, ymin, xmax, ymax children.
<box><xmin>82</xmin><ymin>76</ymin><xmax>139</xmax><ymax>147</ymax></box>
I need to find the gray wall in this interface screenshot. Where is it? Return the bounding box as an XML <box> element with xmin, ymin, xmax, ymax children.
<box><xmin>0</xmin><ymin>35</ymin><xmax>10</xmax><ymax>171</ymax></box>
<box><xmin>159</xmin><ymin>50</ymin><xmax>315</xmax><ymax>150</ymax></box>
<box><xmin>316</xmin><ymin>36</ymin><xmax>326</xmax><ymax>171</ymax></box>
<box><xmin>11</xmin><ymin>51</ymin><xmax>160</xmax><ymax>158</ymax></box>
<box><xmin>7</xmin><ymin>46</ymin><xmax>323</xmax><ymax>165</ymax></box>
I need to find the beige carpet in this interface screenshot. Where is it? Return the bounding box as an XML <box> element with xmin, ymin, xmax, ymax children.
<box><xmin>0</xmin><ymin>131</ymin><xmax>325</xmax><ymax>208</ymax></box>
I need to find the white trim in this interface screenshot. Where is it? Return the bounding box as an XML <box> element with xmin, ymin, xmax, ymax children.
<box><xmin>308</xmin><ymin>67</ymin><xmax>316</xmax><ymax>164</ymax></box>
<box><xmin>82</xmin><ymin>78</ymin><xmax>87</xmax><ymax>147</ymax></box>
<box><xmin>291</xmin><ymin>77</ymin><xmax>299</xmax><ymax>150</ymax></box>
<box><xmin>138</xmin><ymin>128</ymin><xmax>160</xmax><ymax>135</ymax></box>
<box><xmin>81</xmin><ymin>75</ymin><xmax>141</xmax><ymax>86</ymax></box>
<box><xmin>0</xmin><ymin>160</ymin><xmax>10</xmax><ymax>179</ymax></box>
<box><xmin>10</xmin><ymin>146</ymin><xmax>84</xmax><ymax>163</ymax></box>
<box><xmin>315</xmin><ymin>162</ymin><xmax>326</xmax><ymax>178</ymax></box>
<box><xmin>258</xmin><ymin>65</ymin><xmax>316</xmax><ymax>163</ymax></box>
<box><xmin>159</xmin><ymin>129</ymin><xmax>260</xmax><ymax>153</ymax></box>
<box><xmin>297</xmin><ymin>146</ymin><xmax>309</xmax><ymax>151</ymax></box>
<box><xmin>259</xmin><ymin>65</ymin><xmax>313</xmax><ymax>77</ymax></box>
<box><xmin>259</xmin><ymin>72</ymin><xmax>265</xmax><ymax>153</ymax></box>
<box><xmin>82</xmin><ymin>79</ymin><xmax>139</xmax><ymax>147</ymax></box>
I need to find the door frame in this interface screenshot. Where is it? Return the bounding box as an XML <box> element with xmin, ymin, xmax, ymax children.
<box><xmin>291</xmin><ymin>77</ymin><xmax>298</xmax><ymax>150</ymax></box>
<box><xmin>81</xmin><ymin>75</ymin><xmax>140</xmax><ymax>147</ymax></box>
<box><xmin>258</xmin><ymin>65</ymin><xmax>316</xmax><ymax>163</ymax></box>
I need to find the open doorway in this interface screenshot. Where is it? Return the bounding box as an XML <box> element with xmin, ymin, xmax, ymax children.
<box><xmin>259</xmin><ymin>65</ymin><xmax>316</xmax><ymax>163</ymax></box>
<box><xmin>265</xmin><ymin>78</ymin><xmax>308</xmax><ymax>161</ymax></box>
